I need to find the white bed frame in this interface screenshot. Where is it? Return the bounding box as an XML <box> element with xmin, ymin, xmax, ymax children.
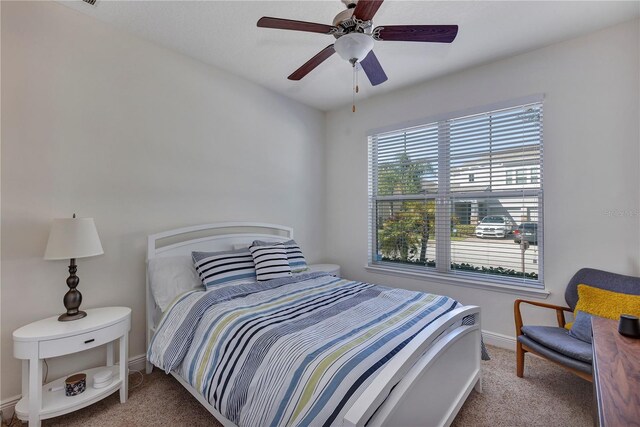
<box><xmin>146</xmin><ymin>222</ymin><xmax>482</xmax><ymax>427</ymax></box>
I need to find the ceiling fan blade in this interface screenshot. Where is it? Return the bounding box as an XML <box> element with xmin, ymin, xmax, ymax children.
<box><xmin>257</xmin><ymin>17</ymin><xmax>336</xmax><ymax>35</ymax></box>
<box><xmin>374</xmin><ymin>25</ymin><xmax>458</xmax><ymax>43</ymax></box>
<box><xmin>359</xmin><ymin>51</ymin><xmax>388</xmax><ymax>86</ymax></box>
<box><xmin>353</xmin><ymin>0</ymin><xmax>384</xmax><ymax>21</ymax></box>
<box><xmin>288</xmin><ymin>45</ymin><xmax>336</xmax><ymax>81</ymax></box>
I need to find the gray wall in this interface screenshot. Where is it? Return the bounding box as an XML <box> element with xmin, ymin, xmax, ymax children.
<box><xmin>324</xmin><ymin>19</ymin><xmax>640</xmax><ymax>340</ymax></box>
<box><xmin>1</xmin><ymin>1</ymin><xmax>326</xmax><ymax>401</ymax></box>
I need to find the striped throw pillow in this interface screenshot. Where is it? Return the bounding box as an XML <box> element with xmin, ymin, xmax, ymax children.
<box><xmin>192</xmin><ymin>249</ymin><xmax>257</xmax><ymax>290</ymax></box>
<box><xmin>249</xmin><ymin>244</ymin><xmax>292</xmax><ymax>281</ymax></box>
<box><xmin>252</xmin><ymin>239</ymin><xmax>309</xmax><ymax>273</ymax></box>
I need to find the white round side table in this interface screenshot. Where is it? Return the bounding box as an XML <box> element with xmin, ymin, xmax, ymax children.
<box><xmin>13</xmin><ymin>307</ymin><xmax>131</xmax><ymax>427</ymax></box>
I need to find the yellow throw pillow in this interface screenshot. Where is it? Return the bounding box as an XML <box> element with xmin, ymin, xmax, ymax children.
<box><xmin>564</xmin><ymin>322</ymin><xmax>573</xmax><ymax>330</ymax></box>
<box><xmin>574</xmin><ymin>284</ymin><xmax>640</xmax><ymax>321</ymax></box>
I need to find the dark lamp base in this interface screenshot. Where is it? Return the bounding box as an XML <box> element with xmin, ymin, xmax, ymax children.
<box><xmin>59</xmin><ymin>258</ymin><xmax>87</xmax><ymax>322</ymax></box>
<box><xmin>59</xmin><ymin>311</ymin><xmax>87</xmax><ymax>322</ymax></box>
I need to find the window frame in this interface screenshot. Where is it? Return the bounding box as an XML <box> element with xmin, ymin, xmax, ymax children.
<box><xmin>367</xmin><ymin>96</ymin><xmax>545</xmax><ymax>292</ymax></box>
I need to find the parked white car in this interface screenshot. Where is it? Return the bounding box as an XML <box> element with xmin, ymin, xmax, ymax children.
<box><xmin>475</xmin><ymin>216</ymin><xmax>516</xmax><ymax>239</ymax></box>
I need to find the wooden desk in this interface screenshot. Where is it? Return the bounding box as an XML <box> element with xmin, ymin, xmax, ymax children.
<box><xmin>592</xmin><ymin>317</ymin><xmax>640</xmax><ymax>427</ymax></box>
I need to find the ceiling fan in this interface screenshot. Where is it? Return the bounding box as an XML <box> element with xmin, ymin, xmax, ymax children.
<box><xmin>257</xmin><ymin>0</ymin><xmax>458</xmax><ymax>87</ymax></box>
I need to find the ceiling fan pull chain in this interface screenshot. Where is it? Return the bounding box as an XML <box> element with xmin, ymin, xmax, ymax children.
<box><xmin>352</xmin><ymin>63</ymin><xmax>357</xmax><ymax>112</ymax></box>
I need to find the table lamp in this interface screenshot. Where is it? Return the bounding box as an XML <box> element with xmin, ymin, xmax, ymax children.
<box><xmin>44</xmin><ymin>214</ymin><xmax>104</xmax><ymax>321</ymax></box>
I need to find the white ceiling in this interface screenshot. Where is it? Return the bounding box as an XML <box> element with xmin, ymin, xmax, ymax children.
<box><xmin>60</xmin><ymin>1</ymin><xmax>639</xmax><ymax>111</ymax></box>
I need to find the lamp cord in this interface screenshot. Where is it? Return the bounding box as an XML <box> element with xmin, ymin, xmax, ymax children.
<box><xmin>129</xmin><ymin>369</ymin><xmax>144</xmax><ymax>390</ymax></box>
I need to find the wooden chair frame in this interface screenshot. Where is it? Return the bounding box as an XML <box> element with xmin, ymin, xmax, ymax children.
<box><xmin>514</xmin><ymin>299</ymin><xmax>593</xmax><ymax>382</ymax></box>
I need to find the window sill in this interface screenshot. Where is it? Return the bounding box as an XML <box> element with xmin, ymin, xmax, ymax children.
<box><xmin>364</xmin><ymin>264</ymin><xmax>550</xmax><ymax>299</ymax></box>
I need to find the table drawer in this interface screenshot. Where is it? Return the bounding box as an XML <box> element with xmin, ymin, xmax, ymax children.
<box><xmin>39</xmin><ymin>320</ymin><xmax>128</xmax><ymax>358</ymax></box>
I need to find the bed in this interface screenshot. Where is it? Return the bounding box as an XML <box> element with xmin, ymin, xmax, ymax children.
<box><xmin>146</xmin><ymin>222</ymin><xmax>482</xmax><ymax>427</ymax></box>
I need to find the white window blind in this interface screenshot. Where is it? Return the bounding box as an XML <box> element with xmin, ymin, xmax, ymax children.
<box><xmin>368</xmin><ymin>102</ymin><xmax>544</xmax><ymax>287</ymax></box>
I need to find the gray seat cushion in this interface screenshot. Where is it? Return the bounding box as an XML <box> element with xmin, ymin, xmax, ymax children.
<box><xmin>520</xmin><ymin>325</ymin><xmax>592</xmax><ymax>363</ymax></box>
<box><xmin>518</xmin><ymin>335</ymin><xmax>592</xmax><ymax>374</ymax></box>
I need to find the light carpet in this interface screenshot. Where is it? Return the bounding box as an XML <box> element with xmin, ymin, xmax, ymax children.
<box><xmin>39</xmin><ymin>346</ymin><xmax>592</xmax><ymax>426</ymax></box>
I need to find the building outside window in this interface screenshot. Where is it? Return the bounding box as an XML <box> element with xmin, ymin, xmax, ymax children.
<box><xmin>368</xmin><ymin>101</ymin><xmax>544</xmax><ymax>288</ymax></box>
<box><xmin>530</xmin><ymin>167</ymin><xmax>539</xmax><ymax>184</ymax></box>
<box><xmin>506</xmin><ymin>170</ymin><xmax>514</xmax><ymax>185</ymax></box>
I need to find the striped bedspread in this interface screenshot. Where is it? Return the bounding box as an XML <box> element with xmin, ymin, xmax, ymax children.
<box><xmin>148</xmin><ymin>272</ymin><xmax>462</xmax><ymax>427</ymax></box>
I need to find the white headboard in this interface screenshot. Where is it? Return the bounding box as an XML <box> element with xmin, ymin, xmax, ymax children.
<box><xmin>145</xmin><ymin>222</ymin><xmax>293</xmax><ymax>367</ymax></box>
<box><xmin>147</xmin><ymin>222</ymin><xmax>293</xmax><ymax>260</ymax></box>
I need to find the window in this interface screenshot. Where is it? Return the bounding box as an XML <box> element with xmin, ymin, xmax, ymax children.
<box><xmin>506</xmin><ymin>170</ymin><xmax>514</xmax><ymax>185</ymax></box>
<box><xmin>530</xmin><ymin>167</ymin><xmax>539</xmax><ymax>184</ymax></box>
<box><xmin>368</xmin><ymin>102</ymin><xmax>543</xmax><ymax>288</ymax></box>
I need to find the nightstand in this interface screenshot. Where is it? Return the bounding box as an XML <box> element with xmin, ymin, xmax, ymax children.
<box><xmin>309</xmin><ymin>264</ymin><xmax>341</xmax><ymax>277</ymax></box>
<box><xmin>13</xmin><ymin>307</ymin><xmax>131</xmax><ymax>427</ymax></box>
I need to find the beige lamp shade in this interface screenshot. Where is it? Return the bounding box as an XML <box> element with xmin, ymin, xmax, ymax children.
<box><xmin>44</xmin><ymin>217</ymin><xmax>104</xmax><ymax>260</ymax></box>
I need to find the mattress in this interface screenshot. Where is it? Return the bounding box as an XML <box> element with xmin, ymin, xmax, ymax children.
<box><xmin>148</xmin><ymin>272</ymin><xmax>466</xmax><ymax>427</ymax></box>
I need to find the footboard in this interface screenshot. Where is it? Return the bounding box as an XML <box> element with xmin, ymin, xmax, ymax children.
<box><xmin>343</xmin><ymin>306</ymin><xmax>482</xmax><ymax>427</ymax></box>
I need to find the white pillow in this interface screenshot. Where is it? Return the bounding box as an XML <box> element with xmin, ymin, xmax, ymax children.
<box><xmin>148</xmin><ymin>256</ymin><xmax>203</xmax><ymax>311</ymax></box>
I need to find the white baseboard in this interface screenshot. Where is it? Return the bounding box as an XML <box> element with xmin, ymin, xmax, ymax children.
<box><xmin>0</xmin><ymin>353</ymin><xmax>147</xmax><ymax>421</ymax></box>
<box><xmin>128</xmin><ymin>353</ymin><xmax>148</xmax><ymax>372</ymax></box>
<box><xmin>0</xmin><ymin>395</ymin><xmax>21</xmax><ymax>420</ymax></box>
<box><xmin>482</xmin><ymin>330</ymin><xmax>516</xmax><ymax>351</ymax></box>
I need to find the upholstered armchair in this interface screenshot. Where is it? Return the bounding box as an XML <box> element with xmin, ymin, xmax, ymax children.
<box><xmin>514</xmin><ymin>268</ymin><xmax>640</xmax><ymax>382</ymax></box>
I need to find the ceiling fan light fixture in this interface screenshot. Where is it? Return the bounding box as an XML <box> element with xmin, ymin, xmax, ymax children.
<box><xmin>334</xmin><ymin>33</ymin><xmax>374</xmax><ymax>63</ymax></box>
<box><xmin>257</xmin><ymin>0</ymin><xmax>458</xmax><ymax>88</ymax></box>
